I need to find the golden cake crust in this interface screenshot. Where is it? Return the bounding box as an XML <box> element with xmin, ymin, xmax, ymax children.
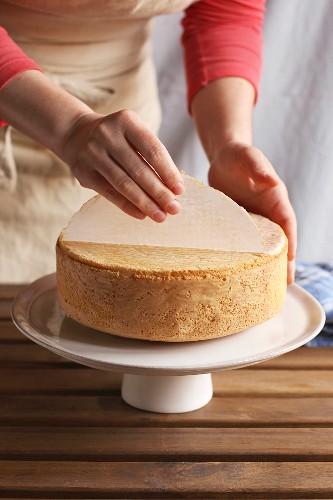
<box><xmin>56</xmin><ymin>214</ymin><xmax>288</xmax><ymax>342</ymax></box>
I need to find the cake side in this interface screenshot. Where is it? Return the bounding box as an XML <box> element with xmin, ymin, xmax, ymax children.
<box><xmin>56</xmin><ymin>214</ymin><xmax>288</xmax><ymax>342</ymax></box>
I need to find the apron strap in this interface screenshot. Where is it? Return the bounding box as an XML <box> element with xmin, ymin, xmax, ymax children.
<box><xmin>0</xmin><ymin>126</ymin><xmax>17</xmax><ymax>192</ymax></box>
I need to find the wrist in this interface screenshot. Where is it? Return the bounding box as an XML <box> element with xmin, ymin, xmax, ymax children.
<box><xmin>0</xmin><ymin>70</ymin><xmax>94</xmax><ymax>156</ymax></box>
<box><xmin>191</xmin><ymin>77</ymin><xmax>254</xmax><ymax>162</ymax></box>
<box><xmin>59</xmin><ymin>111</ymin><xmax>104</xmax><ymax>166</ymax></box>
<box><xmin>209</xmin><ymin>140</ymin><xmax>254</xmax><ymax>172</ymax></box>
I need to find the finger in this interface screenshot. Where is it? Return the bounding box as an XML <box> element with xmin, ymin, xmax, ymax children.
<box><xmin>250</xmin><ymin>183</ymin><xmax>297</xmax><ymax>264</ymax></box>
<box><xmin>274</xmin><ymin>207</ymin><xmax>297</xmax><ymax>263</ymax></box>
<box><xmin>103</xmin><ymin>184</ymin><xmax>147</xmax><ymax>220</ymax></box>
<box><xmin>264</xmin><ymin>200</ymin><xmax>297</xmax><ymax>287</ymax></box>
<box><xmin>287</xmin><ymin>259</ymin><xmax>295</xmax><ymax>286</ymax></box>
<box><xmin>250</xmin><ymin>169</ymin><xmax>279</xmax><ymax>189</ymax></box>
<box><xmin>241</xmin><ymin>148</ymin><xmax>280</xmax><ymax>189</ymax></box>
<box><xmin>107</xmin><ymin>136</ymin><xmax>182</xmax><ymax>216</ymax></box>
<box><xmin>121</xmin><ymin>110</ymin><xmax>185</xmax><ymax>195</ymax></box>
<box><xmin>76</xmin><ymin>168</ymin><xmax>146</xmax><ymax>220</ymax></box>
<box><xmin>94</xmin><ymin>152</ymin><xmax>170</xmax><ymax>223</ymax></box>
<box><xmin>267</xmin><ymin>187</ymin><xmax>298</xmax><ymax>263</ymax></box>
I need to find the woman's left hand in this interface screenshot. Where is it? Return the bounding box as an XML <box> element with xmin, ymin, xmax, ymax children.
<box><xmin>208</xmin><ymin>141</ymin><xmax>297</xmax><ymax>284</ymax></box>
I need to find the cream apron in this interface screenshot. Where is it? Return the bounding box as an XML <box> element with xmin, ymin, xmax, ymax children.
<box><xmin>0</xmin><ymin>0</ymin><xmax>194</xmax><ymax>283</ymax></box>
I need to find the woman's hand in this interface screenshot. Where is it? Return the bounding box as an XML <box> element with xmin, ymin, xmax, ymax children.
<box><xmin>0</xmin><ymin>71</ymin><xmax>184</xmax><ymax>222</ymax></box>
<box><xmin>208</xmin><ymin>142</ymin><xmax>297</xmax><ymax>284</ymax></box>
<box><xmin>190</xmin><ymin>78</ymin><xmax>297</xmax><ymax>284</ymax></box>
<box><xmin>61</xmin><ymin>109</ymin><xmax>185</xmax><ymax>222</ymax></box>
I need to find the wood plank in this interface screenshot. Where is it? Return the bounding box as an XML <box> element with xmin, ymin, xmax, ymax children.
<box><xmin>0</xmin><ymin>284</ymin><xmax>23</xmax><ymax>300</ymax></box>
<box><xmin>254</xmin><ymin>347</ymin><xmax>333</xmax><ymax>370</ymax></box>
<box><xmin>1</xmin><ymin>343</ymin><xmax>333</xmax><ymax>369</ymax></box>
<box><xmin>0</xmin><ymin>321</ymin><xmax>30</xmax><ymax>342</ymax></box>
<box><xmin>0</xmin><ymin>343</ymin><xmax>73</xmax><ymax>365</ymax></box>
<box><xmin>1</xmin><ymin>396</ymin><xmax>333</xmax><ymax>427</ymax></box>
<box><xmin>1</xmin><ymin>368</ymin><xmax>332</xmax><ymax>396</ymax></box>
<box><xmin>0</xmin><ymin>299</ymin><xmax>13</xmax><ymax>320</ymax></box>
<box><xmin>1</xmin><ymin>460</ymin><xmax>333</xmax><ymax>498</ymax></box>
<box><xmin>212</xmin><ymin>370</ymin><xmax>333</xmax><ymax>397</ymax></box>
<box><xmin>1</xmin><ymin>427</ymin><xmax>333</xmax><ymax>461</ymax></box>
<box><xmin>0</xmin><ymin>368</ymin><xmax>122</xmax><ymax>395</ymax></box>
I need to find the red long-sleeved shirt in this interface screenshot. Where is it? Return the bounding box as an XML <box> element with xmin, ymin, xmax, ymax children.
<box><xmin>0</xmin><ymin>26</ymin><xmax>41</xmax><ymax>126</ymax></box>
<box><xmin>0</xmin><ymin>0</ymin><xmax>265</xmax><ymax>123</ymax></box>
<box><xmin>0</xmin><ymin>26</ymin><xmax>41</xmax><ymax>90</ymax></box>
<box><xmin>182</xmin><ymin>0</ymin><xmax>265</xmax><ymax>107</ymax></box>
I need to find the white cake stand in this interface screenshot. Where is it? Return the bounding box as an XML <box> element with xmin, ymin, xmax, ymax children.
<box><xmin>12</xmin><ymin>274</ymin><xmax>325</xmax><ymax>413</ymax></box>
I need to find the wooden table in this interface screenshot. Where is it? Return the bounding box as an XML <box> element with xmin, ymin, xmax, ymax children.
<box><xmin>1</xmin><ymin>285</ymin><xmax>333</xmax><ymax>499</ymax></box>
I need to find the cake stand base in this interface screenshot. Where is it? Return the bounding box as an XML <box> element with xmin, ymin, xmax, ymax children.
<box><xmin>121</xmin><ymin>373</ymin><xmax>213</xmax><ymax>413</ymax></box>
<box><xmin>12</xmin><ymin>275</ymin><xmax>325</xmax><ymax>415</ymax></box>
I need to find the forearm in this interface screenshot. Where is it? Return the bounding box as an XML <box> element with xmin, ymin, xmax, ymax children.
<box><xmin>0</xmin><ymin>68</ymin><xmax>185</xmax><ymax>223</ymax></box>
<box><xmin>192</xmin><ymin>75</ymin><xmax>297</xmax><ymax>281</ymax></box>
<box><xmin>191</xmin><ymin>76</ymin><xmax>255</xmax><ymax>163</ymax></box>
<box><xmin>0</xmin><ymin>70</ymin><xmax>94</xmax><ymax>158</ymax></box>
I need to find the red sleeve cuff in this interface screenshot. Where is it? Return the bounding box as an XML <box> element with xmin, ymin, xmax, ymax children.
<box><xmin>0</xmin><ymin>27</ymin><xmax>43</xmax><ymax>125</ymax></box>
<box><xmin>181</xmin><ymin>0</ymin><xmax>265</xmax><ymax>110</ymax></box>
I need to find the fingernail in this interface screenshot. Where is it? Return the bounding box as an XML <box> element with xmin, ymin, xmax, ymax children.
<box><xmin>152</xmin><ymin>210</ymin><xmax>167</xmax><ymax>223</ymax></box>
<box><xmin>172</xmin><ymin>181</ymin><xmax>185</xmax><ymax>195</ymax></box>
<box><xmin>166</xmin><ymin>200</ymin><xmax>181</xmax><ymax>215</ymax></box>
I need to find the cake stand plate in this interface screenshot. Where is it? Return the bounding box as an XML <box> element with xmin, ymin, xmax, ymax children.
<box><xmin>12</xmin><ymin>273</ymin><xmax>325</xmax><ymax>413</ymax></box>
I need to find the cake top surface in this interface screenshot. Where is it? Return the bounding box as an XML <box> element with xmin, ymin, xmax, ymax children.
<box><xmin>59</xmin><ymin>214</ymin><xmax>287</xmax><ymax>276</ymax></box>
<box><xmin>62</xmin><ymin>174</ymin><xmax>269</xmax><ymax>254</ymax></box>
<box><xmin>58</xmin><ymin>174</ymin><xmax>287</xmax><ymax>276</ymax></box>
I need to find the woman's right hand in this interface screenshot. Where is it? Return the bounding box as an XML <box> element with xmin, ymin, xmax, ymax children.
<box><xmin>61</xmin><ymin>109</ymin><xmax>185</xmax><ymax>222</ymax></box>
<box><xmin>0</xmin><ymin>71</ymin><xmax>184</xmax><ymax>221</ymax></box>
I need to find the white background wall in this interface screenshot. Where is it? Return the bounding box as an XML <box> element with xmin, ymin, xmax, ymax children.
<box><xmin>152</xmin><ymin>0</ymin><xmax>333</xmax><ymax>263</ymax></box>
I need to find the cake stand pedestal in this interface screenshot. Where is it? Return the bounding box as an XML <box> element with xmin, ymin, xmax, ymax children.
<box><xmin>12</xmin><ymin>274</ymin><xmax>325</xmax><ymax>414</ymax></box>
<box><xmin>121</xmin><ymin>373</ymin><xmax>213</xmax><ymax>413</ymax></box>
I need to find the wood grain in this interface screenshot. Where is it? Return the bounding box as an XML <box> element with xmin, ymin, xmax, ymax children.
<box><xmin>1</xmin><ymin>460</ymin><xmax>333</xmax><ymax>498</ymax></box>
<box><xmin>0</xmin><ymin>343</ymin><xmax>73</xmax><ymax>365</ymax></box>
<box><xmin>2</xmin><ymin>287</ymin><xmax>333</xmax><ymax>499</ymax></box>
<box><xmin>213</xmin><ymin>369</ymin><xmax>333</xmax><ymax>396</ymax></box>
<box><xmin>1</xmin><ymin>395</ymin><xmax>333</xmax><ymax>427</ymax></box>
<box><xmin>0</xmin><ymin>284</ymin><xmax>23</xmax><ymax>300</ymax></box>
<box><xmin>0</xmin><ymin>368</ymin><xmax>122</xmax><ymax>394</ymax></box>
<box><xmin>0</xmin><ymin>299</ymin><xmax>13</xmax><ymax>320</ymax></box>
<box><xmin>256</xmin><ymin>347</ymin><xmax>333</xmax><ymax>369</ymax></box>
<box><xmin>1</xmin><ymin>427</ymin><xmax>333</xmax><ymax>461</ymax></box>
<box><xmin>0</xmin><ymin>321</ymin><xmax>30</xmax><ymax>342</ymax></box>
<box><xmin>1</xmin><ymin>340</ymin><xmax>333</xmax><ymax>369</ymax></box>
<box><xmin>1</xmin><ymin>367</ymin><xmax>332</xmax><ymax>396</ymax></box>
